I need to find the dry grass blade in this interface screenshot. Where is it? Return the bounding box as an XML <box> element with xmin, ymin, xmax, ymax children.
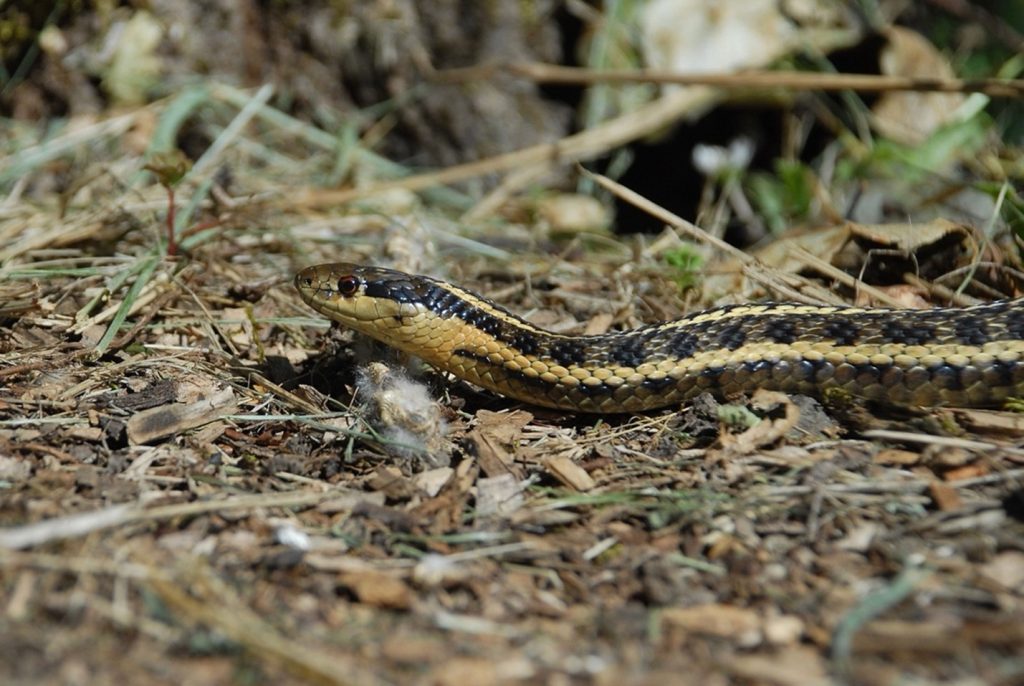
<box><xmin>0</xmin><ymin>491</ymin><xmax>346</xmax><ymax>550</ymax></box>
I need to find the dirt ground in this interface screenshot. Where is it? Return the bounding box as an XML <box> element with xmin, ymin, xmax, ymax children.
<box><xmin>2</xmin><ymin>3</ymin><xmax>1024</xmax><ymax>685</ymax></box>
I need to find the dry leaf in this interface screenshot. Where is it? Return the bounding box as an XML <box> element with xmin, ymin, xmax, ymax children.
<box><xmin>643</xmin><ymin>0</ymin><xmax>797</xmax><ymax>75</ymax></box>
<box><xmin>873</xmin><ymin>27</ymin><xmax>966</xmax><ymax>145</ymax></box>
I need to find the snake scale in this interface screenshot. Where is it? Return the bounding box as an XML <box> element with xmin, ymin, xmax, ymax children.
<box><xmin>295</xmin><ymin>262</ymin><xmax>1024</xmax><ymax>413</ymax></box>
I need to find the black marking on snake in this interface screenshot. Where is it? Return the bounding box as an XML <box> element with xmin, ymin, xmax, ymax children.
<box><xmin>687</xmin><ymin>319</ymin><xmax>718</xmax><ymax>335</ymax></box>
<box><xmin>983</xmin><ymin>300</ymin><xmax>1010</xmax><ymax>317</ymax></box>
<box><xmin>880</xmin><ymin>319</ymin><xmax>937</xmax><ymax>346</ymax></box>
<box><xmin>822</xmin><ymin>317</ymin><xmax>861</xmax><ymax>346</ymax></box>
<box><xmin>641</xmin><ymin>375</ymin><xmax>675</xmax><ymax>391</ymax></box>
<box><xmin>1006</xmin><ymin>308</ymin><xmax>1024</xmax><ymax>339</ymax></box>
<box><xmin>365</xmin><ymin>279</ymin><xmax>418</xmax><ymax>304</ymax></box>
<box><xmin>572</xmin><ymin>379</ymin><xmax>614</xmax><ymax>396</ymax></box>
<box><xmin>954</xmin><ymin>315</ymin><xmax>989</xmax><ymax>346</ymax></box>
<box><xmin>427</xmin><ymin>289</ymin><xmax>510</xmax><ymax>340</ymax></box>
<box><xmin>741</xmin><ymin>359</ymin><xmax>773</xmax><ymax>376</ymax></box>
<box><xmin>999</xmin><ymin>360</ymin><xmax>1024</xmax><ymax>387</ymax></box>
<box><xmin>699</xmin><ymin>365</ymin><xmax>726</xmax><ymax>381</ymax></box>
<box><xmin>687</xmin><ymin>303</ymin><xmax>757</xmax><ymax>319</ymax></box>
<box><xmin>852</xmin><ymin>363</ymin><xmax>880</xmax><ymax>381</ymax></box>
<box><xmin>763</xmin><ymin>317</ymin><xmax>798</xmax><ymax>344</ymax></box>
<box><xmin>416</xmin><ymin>281</ymin><xmax>576</xmax><ymax>351</ymax></box>
<box><xmin>548</xmin><ymin>339</ymin><xmax>588</xmax><ymax>367</ymax></box>
<box><xmin>609</xmin><ymin>336</ymin><xmax>648</xmax><ymax>368</ymax></box>
<box><xmin>463</xmin><ymin>308</ymin><xmax>504</xmax><ymax>338</ymax></box>
<box><xmin>668</xmin><ymin>331</ymin><xmax>699</xmax><ymax>360</ymax></box>
<box><xmin>438</xmin><ymin>291</ymin><xmax>470</xmax><ymax>319</ymax></box>
<box><xmin>715</xmin><ymin>320</ymin><xmax>749</xmax><ymax>351</ymax></box>
<box><xmin>982</xmin><ymin>359</ymin><xmax>1010</xmax><ymax>387</ymax></box>
<box><xmin>930</xmin><ymin>364</ymin><xmax>964</xmax><ymax>390</ymax></box>
<box><xmin>792</xmin><ymin>359</ymin><xmax>817</xmax><ymax>380</ymax></box>
<box><xmin>420</xmin><ymin>284</ymin><xmax>462</xmax><ymax>314</ymax></box>
<box><xmin>511</xmin><ymin>330</ymin><xmax>540</xmax><ymax>356</ymax></box>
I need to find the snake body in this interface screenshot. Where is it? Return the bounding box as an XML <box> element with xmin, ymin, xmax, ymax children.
<box><xmin>295</xmin><ymin>263</ymin><xmax>1024</xmax><ymax>413</ymax></box>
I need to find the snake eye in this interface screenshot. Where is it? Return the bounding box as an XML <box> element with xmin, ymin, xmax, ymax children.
<box><xmin>337</xmin><ymin>275</ymin><xmax>360</xmax><ymax>297</ymax></box>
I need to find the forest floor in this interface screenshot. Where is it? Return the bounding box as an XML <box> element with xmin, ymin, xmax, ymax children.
<box><xmin>2</xmin><ymin>7</ymin><xmax>1024</xmax><ymax>683</ymax></box>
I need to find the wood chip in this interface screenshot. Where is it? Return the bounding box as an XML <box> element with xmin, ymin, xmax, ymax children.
<box><xmin>728</xmin><ymin>646</ymin><xmax>828</xmax><ymax>686</ymax></box>
<box><xmin>414</xmin><ymin>467</ymin><xmax>454</xmax><ymax>497</ymax></box>
<box><xmin>873</xmin><ymin>448</ymin><xmax>920</xmax><ymax>465</ymax></box>
<box><xmin>110</xmin><ymin>379</ymin><xmax>177</xmax><ymax>411</ymax></box>
<box><xmin>928</xmin><ymin>480</ymin><xmax>963</xmax><ymax>511</ymax></box>
<box><xmin>125</xmin><ymin>386</ymin><xmax>237</xmax><ymax>445</ymax></box>
<box><xmin>63</xmin><ymin>426</ymin><xmax>105</xmax><ymax>442</ymax></box>
<box><xmin>661</xmin><ymin>603</ymin><xmax>762</xmax><ymax>646</ymax></box>
<box><xmin>367</xmin><ymin>466</ymin><xmax>418</xmax><ymax>499</ymax></box>
<box><xmin>836</xmin><ymin>522</ymin><xmax>881</xmax><ymax>552</ymax></box>
<box><xmin>582</xmin><ymin>311</ymin><xmax>615</xmax><ymax>336</ymax></box>
<box><xmin>0</xmin><ymin>456</ymin><xmax>32</xmax><ymax>482</ymax></box>
<box><xmin>475</xmin><ymin>473</ymin><xmax>523</xmax><ymax>518</ymax></box>
<box><xmin>763</xmin><ymin>614</ymin><xmax>805</xmax><ymax>646</ymax></box>
<box><xmin>428</xmin><ymin>657</ymin><xmax>501</xmax><ymax>686</ymax></box>
<box><xmin>543</xmin><ymin>455</ymin><xmax>596</xmax><ymax>491</ymax></box>
<box><xmin>980</xmin><ymin>551</ymin><xmax>1024</xmax><ymax>590</ymax></box>
<box><xmin>942</xmin><ymin>464</ymin><xmax>989</xmax><ymax>482</ymax></box>
<box><xmin>466</xmin><ymin>409</ymin><xmax>531</xmax><ymax>479</ymax></box>
<box><xmin>338</xmin><ymin>571</ymin><xmax>413</xmax><ymax>609</ymax></box>
<box><xmin>316</xmin><ymin>491</ymin><xmax>386</xmax><ymax>514</ymax></box>
<box><xmin>954</xmin><ymin>408</ymin><xmax>1024</xmax><ymax>435</ymax></box>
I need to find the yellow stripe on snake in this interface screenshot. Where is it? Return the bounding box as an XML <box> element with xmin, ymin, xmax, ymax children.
<box><xmin>295</xmin><ymin>263</ymin><xmax>1024</xmax><ymax>413</ymax></box>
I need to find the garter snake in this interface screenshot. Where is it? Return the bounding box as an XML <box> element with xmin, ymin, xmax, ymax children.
<box><xmin>295</xmin><ymin>262</ymin><xmax>1024</xmax><ymax>413</ymax></box>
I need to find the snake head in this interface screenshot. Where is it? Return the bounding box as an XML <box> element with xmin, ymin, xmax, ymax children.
<box><xmin>294</xmin><ymin>262</ymin><xmax>431</xmax><ymax>327</ymax></box>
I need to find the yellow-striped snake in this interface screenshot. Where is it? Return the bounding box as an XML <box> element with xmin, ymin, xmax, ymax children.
<box><xmin>295</xmin><ymin>263</ymin><xmax>1024</xmax><ymax>413</ymax></box>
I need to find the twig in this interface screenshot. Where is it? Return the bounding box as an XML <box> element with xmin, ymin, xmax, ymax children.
<box><xmin>489</xmin><ymin>62</ymin><xmax>1024</xmax><ymax>97</ymax></box>
<box><xmin>860</xmin><ymin>429</ymin><xmax>1024</xmax><ymax>455</ymax></box>
<box><xmin>0</xmin><ymin>490</ymin><xmax>345</xmax><ymax>550</ymax></box>
<box><xmin>791</xmin><ymin>245</ymin><xmax>907</xmax><ymax>308</ymax></box>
